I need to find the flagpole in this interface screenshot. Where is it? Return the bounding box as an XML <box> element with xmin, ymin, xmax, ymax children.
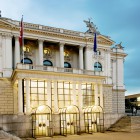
<box><xmin>22</xmin><ymin>15</ymin><xmax>24</xmax><ymax>64</ymax></box>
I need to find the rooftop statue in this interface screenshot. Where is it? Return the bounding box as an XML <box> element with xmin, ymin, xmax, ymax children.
<box><xmin>84</xmin><ymin>18</ymin><xmax>100</xmax><ymax>34</ymax></box>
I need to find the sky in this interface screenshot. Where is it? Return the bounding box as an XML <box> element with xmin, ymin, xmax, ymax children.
<box><xmin>0</xmin><ymin>0</ymin><xmax>140</xmax><ymax>95</ymax></box>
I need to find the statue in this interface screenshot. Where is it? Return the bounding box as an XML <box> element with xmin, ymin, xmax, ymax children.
<box><xmin>115</xmin><ymin>42</ymin><xmax>124</xmax><ymax>49</ymax></box>
<box><xmin>84</xmin><ymin>18</ymin><xmax>100</xmax><ymax>34</ymax></box>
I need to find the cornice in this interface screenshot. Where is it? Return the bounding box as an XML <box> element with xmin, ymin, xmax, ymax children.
<box><xmin>0</xmin><ymin>18</ymin><xmax>114</xmax><ymax>46</ymax></box>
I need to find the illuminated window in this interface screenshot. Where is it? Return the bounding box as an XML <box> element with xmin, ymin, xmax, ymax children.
<box><xmin>44</xmin><ymin>48</ymin><xmax>51</xmax><ymax>55</ymax></box>
<box><xmin>58</xmin><ymin>82</ymin><xmax>72</xmax><ymax>108</ymax></box>
<box><xmin>94</xmin><ymin>62</ymin><xmax>102</xmax><ymax>71</ymax></box>
<box><xmin>82</xmin><ymin>83</ymin><xmax>94</xmax><ymax>107</ymax></box>
<box><xmin>23</xmin><ymin>45</ymin><xmax>30</xmax><ymax>52</ymax></box>
<box><xmin>64</xmin><ymin>51</ymin><xmax>69</xmax><ymax>57</ymax></box>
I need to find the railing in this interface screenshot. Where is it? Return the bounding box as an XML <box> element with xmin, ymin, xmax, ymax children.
<box><xmin>16</xmin><ymin>63</ymin><xmax>104</xmax><ymax>76</ymax></box>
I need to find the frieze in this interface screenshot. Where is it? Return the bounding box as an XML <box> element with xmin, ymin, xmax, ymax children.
<box><xmin>0</xmin><ymin>18</ymin><xmax>114</xmax><ymax>46</ymax></box>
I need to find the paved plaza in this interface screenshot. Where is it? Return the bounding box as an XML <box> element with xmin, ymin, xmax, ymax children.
<box><xmin>21</xmin><ymin>132</ymin><xmax>140</xmax><ymax>140</ymax></box>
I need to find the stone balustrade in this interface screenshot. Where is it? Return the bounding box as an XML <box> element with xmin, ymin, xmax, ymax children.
<box><xmin>16</xmin><ymin>63</ymin><xmax>103</xmax><ymax>76</ymax></box>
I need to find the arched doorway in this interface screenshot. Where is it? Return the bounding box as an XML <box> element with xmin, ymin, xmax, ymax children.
<box><xmin>32</xmin><ymin>105</ymin><xmax>53</xmax><ymax>138</ymax></box>
<box><xmin>59</xmin><ymin>105</ymin><xmax>80</xmax><ymax>136</ymax></box>
<box><xmin>83</xmin><ymin>105</ymin><xmax>104</xmax><ymax>133</ymax></box>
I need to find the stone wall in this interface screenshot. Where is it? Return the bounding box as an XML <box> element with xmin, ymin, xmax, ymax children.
<box><xmin>103</xmin><ymin>85</ymin><xmax>113</xmax><ymax>113</ymax></box>
<box><xmin>104</xmin><ymin>113</ymin><xmax>124</xmax><ymax>130</ymax></box>
<box><xmin>0</xmin><ymin>115</ymin><xmax>32</xmax><ymax>138</ymax></box>
<box><xmin>0</xmin><ymin>78</ymin><xmax>14</xmax><ymax>114</ymax></box>
<box><xmin>112</xmin><ymin>90</ymin><xmax>125</xmax><ymax>113</ymax></box>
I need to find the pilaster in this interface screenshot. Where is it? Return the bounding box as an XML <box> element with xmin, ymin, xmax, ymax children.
<box><xmin>59</xmin><ymin>42</ymin><xmax>65</xmax><ymax>67</ymax></box>
<box><xmin>38</xmin><ymin>39</ymin><xmax>44</xmax><ymax>65</ymax></box>
<box><xmin>79</xmin><ymin>45</ymin><xmax>84</xmax><ymax>69</ymax></box>
<box><xmin>18</xmin><ymin>78</ymin><xmax>23</xmax><ymax>115</ymax></box>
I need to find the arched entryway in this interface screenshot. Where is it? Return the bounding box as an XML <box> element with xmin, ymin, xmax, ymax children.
<box><xmin>59</xmin><ymin>105</ymin><xmax>80</xmax><ymax>136</ymax></box>
<box><xmin>83</xmin><ymin>105</ymin><xmax>104</xmax><ymax>133</ymax></box>
<box><xmin>31</xmin><ymin>105</ymin><xmax>53</xmax><ymax>138</ymax></box>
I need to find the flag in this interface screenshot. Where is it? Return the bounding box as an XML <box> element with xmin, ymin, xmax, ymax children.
<box><xmin>19</xmin><ymin>16</ymin><xmax>23</xmax><ymax>47</ymax></box>
<box><xmin>94</xmin><ymin>33</ymin><xmax>97</xmax><ymax>52</ymax></box>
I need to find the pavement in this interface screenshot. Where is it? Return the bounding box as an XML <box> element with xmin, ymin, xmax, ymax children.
<box><xmin>22</xmin><ymin>132</ymin><xmax>140</xmax><ymax>140</ymax></box>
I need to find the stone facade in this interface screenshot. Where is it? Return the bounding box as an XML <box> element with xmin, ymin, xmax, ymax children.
<box><xmin>0</xmin><ymin>16</ymin><xmax>127</xmax><ymax>137</ymax></box>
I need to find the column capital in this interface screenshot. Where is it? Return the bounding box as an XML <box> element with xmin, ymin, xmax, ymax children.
<box><xmin>79</xmin><ymin>44</ymin><xmax>85</xmax><ymax>49</ymax></box>
<box><xmin>2</xmin><ymin>33</ymin><xmax>12</xmax><ymax>38</ymax></box>
<box><xmin>59</xmin><ymin>41</ymin><xmax>65</xmax><ymax>46</ymax></box>
<box><xmin>38</xmin><ymin>38</ymin><xmax>44</xmax><ymax>43</ymax></box>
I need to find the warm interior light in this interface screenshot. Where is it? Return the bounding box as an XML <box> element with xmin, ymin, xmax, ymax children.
<box><xmin>38</xmin><ymin>105</ymin><xmax>45</xmax><ymax>112</ymax></box>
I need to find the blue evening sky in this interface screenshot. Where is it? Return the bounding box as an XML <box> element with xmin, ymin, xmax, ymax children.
<box><xmin>0</xmin><ymin>0</ymin><xmax>140</xmax><ymax>95</ymax></box>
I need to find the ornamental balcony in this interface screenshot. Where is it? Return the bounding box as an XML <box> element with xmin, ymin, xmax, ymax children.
<box><xmin>16</xmin><ymin>63</ymin><xmax>104</xmax><ymax>76</ymax></box>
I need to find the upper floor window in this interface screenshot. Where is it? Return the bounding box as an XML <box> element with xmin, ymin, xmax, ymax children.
<box><xmin>44</xmin><ymin>48</ymin><xmax>51</xmax><ymax>55</ymax></box>
<box><xmin>23</xmin><ymin>45</ymin><xmax>30</xmax><ymax>53</ymax></box>
<box><xmin>94</xmin><ymin>62</ymin><xmax>102</xmax><ymax>71</ymax></box>
<box><xmin>43</xmin><ymin>60</ymin><xmax>53</xmax><ymax>66</ymax></box>
<box><xmin>21</xmin><ymin>58</ymin><xmax>32</xmax><ymax>64</ymax></box>
<box><xmin>64</xmin><ymin>62</ymin><xmax>71</xmax><ymax>68</ymax></box>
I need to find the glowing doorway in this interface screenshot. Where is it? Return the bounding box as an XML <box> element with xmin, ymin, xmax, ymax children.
<box><xmin>32</xmin><ymin>105</ymin><xmax>53</xmax><ymax>138</ymax></box>
<box><xmin>59</xmin><ymin>105</ymin><xmax>80</xmax><ymax>136</ymax></box>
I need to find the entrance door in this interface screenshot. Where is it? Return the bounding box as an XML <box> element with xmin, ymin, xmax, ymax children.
<box><xmin>66</xmin><ymin>114</ymin><xmax>75</xmax><ymax>134</ymax></box>
<box><xmin>59</xmin><ymin>105</ymin><xmax>80</xmax><ymax>136</ymax></box>
<box><xmin>35</xmin><ymin>114</ymin><xmax>50</xmax><ymax>137</ymax></box>
<box><xmin>32</xmin><ymin>105</ymin><xmax>52</xmax><ymax>138</ymax></box>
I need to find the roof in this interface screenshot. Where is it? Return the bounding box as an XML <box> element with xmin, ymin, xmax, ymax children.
<box><xmin>125</xmin><ymin>93</ymin><xmax>140</xmax><ymax>99</ymax></box>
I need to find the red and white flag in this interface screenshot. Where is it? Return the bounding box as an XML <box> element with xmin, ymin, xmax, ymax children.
<box><xmin>19</xmin><ymin>16</ymin><xmax>23</xmax><ymax>47</ymax></box>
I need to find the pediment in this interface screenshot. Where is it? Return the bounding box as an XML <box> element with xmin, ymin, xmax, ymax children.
<box><xmin>97</xmin><ymin>35</ymin><xmax>115</xmax><ymax>45</ymax></box>
<box><xmin>0</xmin><ymin>18</ymin><xmax>16</xmax><ymax>28</ymax></box>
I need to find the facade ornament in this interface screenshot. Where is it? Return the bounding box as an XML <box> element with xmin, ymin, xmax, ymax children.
<box><xmin>115</xmin><ymin>42</ymin><xmax>124</xmax><ymax>49</ymax></box>
<box><xmin>84</xmin><ymin>18</ymin><xmax>100</xmax><ymax>34</ymax></box>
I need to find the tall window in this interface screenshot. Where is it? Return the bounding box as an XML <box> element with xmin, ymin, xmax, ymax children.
<box><xmin>21</xmin><ymin>58</ymin><xmax>32</xmax><ymax>64</ymax></box>
<box><xmin>82</xmin><ymin>83</ymin><xmax>94</xmax><ymax>107</ymax></box>
<box><xmin>58</xmin><ymin>82</ymin><xmax>72</xmax><ymax>108</ymax></box>
<box><xmin>94</xmin><ymin>62</ymin><xmax>102</xmax><ymax>71</ymax></box>
<box><xmin>64</xmin><ymin>62</ymin><xmax>71</xmax><ymax>68</ymax></box>
<box><xmin>43</xmin><ymin>60</ymin><xmax>53</xmax><ymax>66</ymax></box>
<box><xmin>23</xmin><ymin>80</ymin><xmax>48</xmax><ymax>111</ymax></box>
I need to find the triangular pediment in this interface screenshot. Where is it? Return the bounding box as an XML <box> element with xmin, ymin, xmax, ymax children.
<box><xmin>97</xmin><ymin>35</ymin><xmax>115</xmax><ymax>45</ymax></box>
<box><xmin>0</xmin><ymin>18</ymin><xmax>16</xmax><ymax>27</ymax></box>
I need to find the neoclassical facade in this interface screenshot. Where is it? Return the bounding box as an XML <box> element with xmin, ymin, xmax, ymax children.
<box><xmin>0</xmin><ymin>16</ymin><xmax>127</xmax><ymax>137</ymax></box>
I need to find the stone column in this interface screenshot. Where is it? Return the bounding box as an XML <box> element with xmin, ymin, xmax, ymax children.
<box><xmin>0</xmin><ymin>35</ymin><xmax>2</xmax><ymax>71</ymax></box>
<box><xmin>94</xmin><ymin>84</ymin><xmax>98</xmax><ymax>106</ymax></box>
<box><xmin>59</xmin><ymin>42</ymin><xmax>65</xmax><ymax>67</ymax></box>
<box><xmin>38</xmin><ymin>39</ymin><xmax>43</xmax><ymax>65</ymax></box>
<box><xmin>54</xmin><ymin>81</ymin><xmax>58</xmax><ymax>113</ymax></box>
<box><xmin>84</xmin><ymin>45</ymin><xmax>93</xmax><ymax>70</ymax></box>
<box><xmin>100</xmin><ymin>84</ymin><xmax>103</xmax><ymax>108</ymax></box>
<box><xmin>18</xmin><ymin>78</ymin><xmax>23</xmax><ymax>115</ymax></box>
<box><xmin>2</xmin><ymin>34</ymin><xmax>13</xmax><ymax>77</ymax></box>
<box><xmin>79</xmin><ymin>45</ymin><xmax>84</xmax><ymax>69</ymax></box>
<box><xmin>15</xmin><ymin>36</ymin><xmax>20</xmax><ymax>68</ymax></box>
<box><xmin>26</xmin><ymin>79</ymin><xmax>30</xmax><ymax>114</ymax></box>
<box><xmin>78</xmin><ymin>83</ymin><xmax>83</xmax><ymax>111</ymax></box>
<box><xmin>72</xmin><ymin>82</ymin><xmax>76</xmax><ymax>105</ymax></box>
<box><xmin>47</xmin><ymin>81</ymin><xmax>51</xmax><ymax>107</ymax></box>
<box><xmin>5</xmin><ymin>35</ymin><xmax>12</xmax><ymax>69</ymax></box>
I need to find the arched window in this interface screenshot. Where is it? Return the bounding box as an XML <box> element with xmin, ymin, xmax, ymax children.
<box><xmin>64</xmin><ymin>62</ymin><xmax>71</xmax><ymax>68</ymax></box>
<box><xmin>94</xmin><ymin>62</ymin><xmax>102</xmax><ymax>71</ymax></box>
<box><xmin>43</xmin><ymin>60</ymin><xmax>53</xmax><ymax>66</ymax></box>
<box><xmin>21</xmin><ymin>58</ymin><xmax>32</xmax><ymax>64</ymax></box>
